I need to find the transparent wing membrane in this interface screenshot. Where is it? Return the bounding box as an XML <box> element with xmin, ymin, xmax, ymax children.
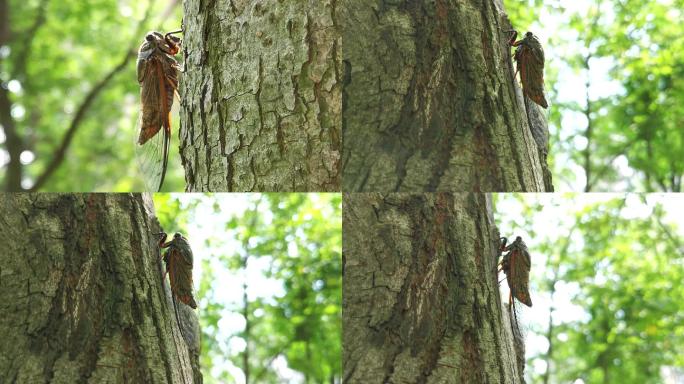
<box><xmin>134</xmin><ymin>114</ymin><xmax>169</xmax><ymax>192</ymax></box>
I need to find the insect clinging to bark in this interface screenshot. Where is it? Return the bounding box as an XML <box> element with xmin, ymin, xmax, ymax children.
<box><xmin>498</xmin><ymin>236</ymin><xmax>532</xmax><ymax>307</ymax></box>
<box><xmin>507</xmin><ymin>30</ymin><xmax>548</xmax><ymax>109</ymax></box>
<box><xmin>156</xmin><ymin>232</ymin><xmax>198</xmax><ymax>309</ymax></box>
<box><xmin>135</xmin><ymin>29</ymin><xmax>182</xmax><ymax>192</ymax></box>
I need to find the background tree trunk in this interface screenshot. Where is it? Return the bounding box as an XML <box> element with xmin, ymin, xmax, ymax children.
<box><xmin>343</xmin><ymin>193</ymin><xmax>525</xmax><ymax>383</ymax></box>
<box><xmin>0</xmin><ymin>194</ymin><xmax>201</xmax><ymax>384</ymax></box>
<box><xmin>180</xmin><ymin>0</ymin><xmax>341</xmax><ymax>192</ymax></box>
<box><xmin>340</xmin><ymin>0</ymin><xmax>552</xmax><ymax>192</ymax></box>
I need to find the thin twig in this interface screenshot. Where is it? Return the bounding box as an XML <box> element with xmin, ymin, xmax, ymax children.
<box><xmin>11</xmin><ymin>0</ymin><xmax>50</xmax><ymax>85</ymax></box>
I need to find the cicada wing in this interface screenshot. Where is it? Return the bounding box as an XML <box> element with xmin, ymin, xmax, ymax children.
<box><xmin>168</xmin><ymin>247</ymin><xmax>197</xmax><ymax>309</ymax></box>
<box><xmin>134</xmin><ymin>113</ymin><xmax>168</xmax><ymax>192</ymax></box>
<box><xmin>509</xmin><ymin>248</ymin><xmax>532</xmax><ymax>307</ymax></box>
<box><xmin>519</xmin><ymin>46</ymin><xmax>548</xmax><ymax>109</ymax></box>
<box><xmin>509</xmin><ymin>295</ymin><xmax>529</xmax><ymax>350</ymax></box>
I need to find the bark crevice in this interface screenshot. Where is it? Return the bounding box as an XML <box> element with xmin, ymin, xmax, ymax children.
<box><xmin>180</xmin><ymin>0</ymin><xmax>341</xmax><ymax>191</ymax></box>
<box><xmin>343</xmin><ymin>193</ymin><xmax>525</xmax><ymax>383</ymax></box>
<box><xmin>342</xmin><ymin>1</ymin><xmax>552</xmax><ymax>192</ymax></box>
<box><xmin>0</xmin><ymin>194</ymin><xmax>201</xmax><ymax>384</ymax></box>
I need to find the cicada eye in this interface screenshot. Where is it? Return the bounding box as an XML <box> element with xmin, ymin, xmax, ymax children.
<box><xmin>145</xmin><ymin>33</ymin><xmax>155</xmax><ymax>42</ymax></box>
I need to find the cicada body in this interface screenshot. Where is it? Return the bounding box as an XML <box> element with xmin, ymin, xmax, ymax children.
<box><xmin>498</xmin><ymin>236</ymin><xmax>532</xmax><ymax>307</ymax></box>
<box><xmin>135</xmin><ymin>30</ymin><xmax>182</xmax><ymax>191</ymax></box>
<box><xmin>508</xmin><ymin>31</ymin><xmax>548</xmax><ymax>109</ymax></box>
<box><xmin>158</xmin><ymin>232</ymin><xmax>197</xmax><ymax>309</ymax></box>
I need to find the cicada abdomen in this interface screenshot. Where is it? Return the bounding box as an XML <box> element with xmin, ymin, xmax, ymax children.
<box><xmin>509</xmin><ymin>31</ymin><xmax>548</xmax><ymax>109</ymax></box>
<box><xmin>135</xmin><ymin>30</ymin><xmax>181</xmax><ymax>191</ymax></box>
<box><xmin>158</xmin><ymin>232</ymin><xmax>198</xmax><ymax>309</ymax></box>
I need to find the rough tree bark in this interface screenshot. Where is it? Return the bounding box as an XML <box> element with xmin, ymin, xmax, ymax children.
<box><xmin>343</xmin><ymin>193</ymin><xmax>526</xmax><ymax>383</ymax></box>
<box><xmin>340</xmin><ymin>0</ymin><xmax>553</xmax><ymax>192</ymax></box>
<box><xmin>180</xmin><ymin>0</ymin><xmax>341</xmax><ymax>192</ymax></box>
<box><xmin>0</xmin><ymin>194</ymin><xmax>201</xmax><ymax>384</ymax></box>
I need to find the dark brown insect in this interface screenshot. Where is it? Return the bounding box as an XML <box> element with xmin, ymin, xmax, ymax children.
<box><xmin>136</xmin><ymin>30</ymin><xmax>182</xmax><ymax>191</ymax></box>
<box><xmin>157</xmin><ymin>232</ymin><xmax>197</xmax><ymax>309</ymax></box>
<box><xmin>498</xmin><ymin>236</ymin><xmax>532</xmax><ymax>307</ymax></box>
<box><xmin>508</xmin><ymin>30</ymin><xmax>548</xmax><ymax>109</ymax></box>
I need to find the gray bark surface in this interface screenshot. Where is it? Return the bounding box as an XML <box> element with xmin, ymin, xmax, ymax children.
<box><xmin>343</xmin><ymin>193</ymin><xmax>525</xmax><ymax>383</ymax></box>
<box><xmin>341</xmin><ymin>1</ymin><xmax>551</xmax><ymax>192</ymax></box>
<box><xmin>180</xmin><ymin>0</ymin><xmax>341</xmax><ymax>192</ymax></box>
<box><xmin>0</xmin><ymin>194</ymin><xmax>201</xmax><ymax>384</ymax></box>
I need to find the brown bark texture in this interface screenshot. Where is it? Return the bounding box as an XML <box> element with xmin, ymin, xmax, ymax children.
<box><xmin>343</xmin><ymin>192</ymin><xmax>525</xmax><ymax>383</ymax></box>
<box><xmin>341</xmin><ymin>0</ymin><xmax>553</xmax><ymax>192</ymax></box>
<box><xmin>179</xmin><ymin>0</ymin><xmax>341</xmax><ymax>192</ymax></box>
<box><xmin>0</xmin><ymin>193</ymin><xmax>201</xmax><ymax>384</ymax></box>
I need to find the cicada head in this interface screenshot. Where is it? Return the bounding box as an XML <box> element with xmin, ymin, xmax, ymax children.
<box><xmin>139</xmin><ymin>31</ymin><xmax>181</xmax><ymax>58</ymax></box>
<box><xmin>522</xmin><ymin>32</ymin><xmax>543</xmax><ymax>53</ymax></box>
<box><xmin>511</xmin><ymin>236</ymin><xmax>527</xmax><ymax>252</ymax></box>
<box><xmin>523</xmin><ymin>32</ymin><xmax>540</xmax><ymax>44</ymax></box>
<box><xmin>174</xmin><ymin>232</ymin><xmax>183</xmax><ymax>239</ymax></box>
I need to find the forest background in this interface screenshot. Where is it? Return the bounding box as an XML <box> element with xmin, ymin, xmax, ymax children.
<box><xmin>154</xmin><ymin>193</ymin><xmax>341</xmax><ymax>384</ymax></box>
<box><xmin>495</xmin><ymin>193</ymin><xmax>684</xmax><ymax>383</ymax></box>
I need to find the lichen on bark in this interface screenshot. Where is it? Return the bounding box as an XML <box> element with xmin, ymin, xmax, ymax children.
<box><xmin>341</xmin><ymin>0</ymin><xmax>551</xmax><ymax>192</ymax></box>
<box><xmin>0</xmin><ymin>194</ymin><xmax>200</xmax><ymax>383</ymax></box>
<box><xmin>180</xmin><ymin>0</ymin><xmax>341</xmax><ymax>192</ymax></box>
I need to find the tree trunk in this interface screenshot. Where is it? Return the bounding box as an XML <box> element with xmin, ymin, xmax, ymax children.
<box><xmin>343</xmin><ymin>193</ymin><xmax>526</xmax><ymax>383</ymax></box>
<box><xmin>340</xmin><ymin>0</ymin><xmax>552</xmax><ymax>192</ymax></box>
<box><xmin>0</xmin><ymin>194</ymin><xmax>201</xmax><ymax>384</ymax></box>
<box><xmin>179</xmin><ymin>0</ymin><xmax>341</xmax><ymax>192</ymax></box>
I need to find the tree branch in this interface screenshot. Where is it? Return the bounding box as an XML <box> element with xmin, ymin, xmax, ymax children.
<box><xmin>251</xmin><ymin>347</ymin><xmax>286</xmax><ymax>383</ymax></box>
<box><xmin>10</xmin><ymin>0</ymin><xmax>49</xmax><ymax>85</ymax></box>
<box><xmin>28</xmin><ymin>1</ymin><xmax>160</xmax><ymax>191</ymax></box>
<box><xmin>653</xmin><ymin>210</ymin><xmax>684</xmax><ymax>255</ymax></box>
<box><xmin>28</xmin><ymin>49</ymin><xmax>135</xmax><ymax>190</ymax></box>
<box><xmin>582</xmin><ymin>1</ymin><xmax>603</xmax><ymax>192</ymax></box>
<box><xmin>0</xmin><ymin>0</ymin><xmax>48</xmax><ymax>190</ymax></box>
<box><xmin>585</xmin><ymin>138</ymin><xmax>637</xmax><ymax>191</ymax></box>
<box><xmin>0</xmin><ymin>83</ymin><xmax>23</xmax><ymax>191</ymax></box>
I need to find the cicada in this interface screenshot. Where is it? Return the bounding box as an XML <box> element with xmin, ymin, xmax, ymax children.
<box><xmin>157</xmin><ymin>232</ymin><xmax>197</xmax><ymax>309</ymax></box>
<box><xmin>508</xmin><ymin>30</ymin><xmax>548</xmax><ymax>109</ymax></box>
<box><xmin>498</xmin><ymin>236</ymin><xmax>532</xmax><ymax>307</ymax></box>
<box><xmin>135</xmin><ymin>30</ymin><xmax>182</xmax><ymax>191</ymax></box>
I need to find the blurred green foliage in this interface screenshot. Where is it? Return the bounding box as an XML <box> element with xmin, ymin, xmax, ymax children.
<box><xmin>153</xmin><ymin>193</ymin><xmax>195</xmax><ymax>234</ymax></box>
<box><xmin>503</xmin><ymin>0</ymin><xmax>684</xmax><ymax>191</ymax></box>
<box><xmin>495</xmin><ymin>194</ymin><xmax>684</xmax><ymax>384</ymax></box>
<box><xmin>4</xmin><ymin>0</ymin><xmax>683</xmax><ymax>192</ymax></box>
<box><xmin>1</xmin><ymin>0</ymin><xmax>184</xmax><ymax>191</ymax></box>
<box><xmin>153</xmin><ymin>193</ymin><xmax>342</xmax><ymax>384</ymax></box>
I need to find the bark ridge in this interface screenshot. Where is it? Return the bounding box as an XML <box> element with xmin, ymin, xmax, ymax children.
<box><xmin>180</xmin><ymin>0</ymin><xmax>341</xmax><ymax>191</ymax></box>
